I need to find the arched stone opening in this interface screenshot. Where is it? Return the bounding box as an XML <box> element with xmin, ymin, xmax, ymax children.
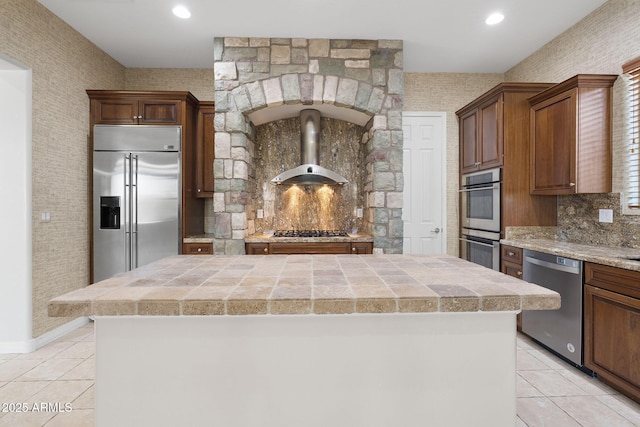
<box><xmin>213</xmin><ymin>37</ymin><xmax>404</xmax><ymax>254</ymax></box>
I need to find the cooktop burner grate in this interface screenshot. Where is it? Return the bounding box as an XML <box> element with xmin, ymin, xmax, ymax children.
<box><xmin>272</xmin><ymin>230</ymin><xmax>349</xmax><ymax>238</ymax></box>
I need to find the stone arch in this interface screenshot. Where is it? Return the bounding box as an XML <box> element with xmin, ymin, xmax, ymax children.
<box><xmin>231</xmin><ymin>73</ymin><xmax>383</xmax><ymax>124</ymax></box>
<box><xmin>213</xmin><ymin>37</ymin><xmax>404</xmax><ymax>255</ymax></box>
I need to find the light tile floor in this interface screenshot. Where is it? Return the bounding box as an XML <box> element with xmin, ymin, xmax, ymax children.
<box><xmin>0</xmin><ymin>322</ymin><xmax>639</xmax><ymax>426</ymax></box>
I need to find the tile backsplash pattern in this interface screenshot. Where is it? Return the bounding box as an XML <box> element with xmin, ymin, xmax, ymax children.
<box><xmin>213</xmin><ymin>37</ymin><xmax>404</xmax><ymax>254</ymax></box>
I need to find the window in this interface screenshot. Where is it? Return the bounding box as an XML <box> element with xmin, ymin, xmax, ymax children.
<box><xmin>623</xmin><ymin>57</ymin><xmax>640</xmax><ymax>209</ymax></box>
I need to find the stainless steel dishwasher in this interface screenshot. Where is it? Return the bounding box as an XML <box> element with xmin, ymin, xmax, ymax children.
<box><xmin>522</xmin><ymin>249</ymin><xmax>584</xmax><ymax>367</ymax></box>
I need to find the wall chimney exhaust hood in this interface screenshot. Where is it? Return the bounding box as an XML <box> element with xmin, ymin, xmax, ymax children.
<box><xmin>271</xmin><ymin>109</ymin><xmax>349</xmax><ymax>186</ymax></box>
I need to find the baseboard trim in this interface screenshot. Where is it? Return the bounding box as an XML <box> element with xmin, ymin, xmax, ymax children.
<box><xmin>0</xmin><ymin>317</ymin><xmax>90</xmax><ymax>354</ymax></box>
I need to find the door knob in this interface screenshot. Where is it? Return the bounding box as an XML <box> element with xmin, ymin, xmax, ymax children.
<box><xmin>431</xmin><ymin>227</ymin><xmax>441</xmax><ymax>234</ymax></box>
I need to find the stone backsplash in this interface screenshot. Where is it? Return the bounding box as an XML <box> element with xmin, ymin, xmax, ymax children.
<box><xmin>213</xmin><ymin>37</ymin><xmax>404</xmax><ymax>254</ymax></box>
<box><xmin>253</xmin><ymin>117</ymin><xmax>365</xmax><ymax>232</ymax></box>
<box><xmin>557</xmin><ymin>193</ymin><xmax>640</xmax><ymax>248</ymax></box>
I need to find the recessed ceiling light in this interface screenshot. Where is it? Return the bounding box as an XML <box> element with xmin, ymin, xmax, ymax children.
<box><xmin>172</xmin><ymin>5</ymin><xmax>191</xmax><ymax>19</ymax></box>
<box><xmin>485</xmin><ymin>12</ymin><xmax>504</xmax><ymax>25</ymax></box>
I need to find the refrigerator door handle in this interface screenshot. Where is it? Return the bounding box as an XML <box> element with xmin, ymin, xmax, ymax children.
<box><xmin>131</xmin><ymin>154</ymin><xmax>138</xmax><ymax>270</ymax></box>
<box><xmin>124</xmin><ymin>153</ymin><xmax>131</xmax><ymax>272</ymax></box>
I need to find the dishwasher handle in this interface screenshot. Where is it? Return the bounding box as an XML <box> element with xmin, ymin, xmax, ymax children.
<box><xmin>524</xmin><ymin>255</ymin><xmax>581</xmax><ymax>275</ymax></box>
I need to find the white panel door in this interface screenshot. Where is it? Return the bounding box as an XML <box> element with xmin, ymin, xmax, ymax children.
<box><xmin>402</xmin><ymin>112</ymin><xmax>446</xmax><ymax>254</ymax></box>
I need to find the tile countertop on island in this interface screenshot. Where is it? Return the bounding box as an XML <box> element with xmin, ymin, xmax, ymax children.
<box><xmin>501</xmin><ymin>238</ymin><xmax>640</xmax><ymax>272</ymax></box>
<box><xmin>48</xmin><ymin>254</ymin><xmax>559</xmax><ymax>317</ymax></box>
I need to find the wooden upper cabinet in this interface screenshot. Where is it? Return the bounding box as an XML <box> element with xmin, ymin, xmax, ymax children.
<box><xmin>458</xmin><ymin>94</ymin><xmax>503</xmax><ymax>173</ymax></box>
<box><xmin>196</xmin><ymin>101</ymin><xmax>215</xmax><ymax>198</ymax></box>
<box><xmin>86</xmin><ymin>90</ymin><xmax>204</xmax><ymax>249</ymax></box>
<box><xmin>457</xmin><ymin>82</ymin><xmax>558</xmax><ymax>234</ymax></box>
<box><xmin>87</xmin><ymin>90</ymin><xmax>187</xmax><ymax>125</ymax></box>
<box><xmin>528</xmin><ymin>74</ymin><xmax>617</xmax><ymax>195</ymax></box>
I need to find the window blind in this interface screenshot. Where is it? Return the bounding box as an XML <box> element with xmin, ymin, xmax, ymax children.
<box><xmin>623</xmin><ymin>57</ymin><xmax>640</xmax><ymax>208</ymax></box>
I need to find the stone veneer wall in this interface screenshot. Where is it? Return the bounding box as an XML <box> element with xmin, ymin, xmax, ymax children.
<box><xmin>0</xmin><ymin>0</ymin><xmax>125</xmax><ymax>337</ymax></box>
<box><xmin>213</xmin><ymin>37</ymin><xmax>404</xmax><ymax>254</ymax></box>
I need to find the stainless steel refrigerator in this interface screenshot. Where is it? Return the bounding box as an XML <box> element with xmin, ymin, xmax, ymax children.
<box><xmin>93</xmin><ymin>125</ymin><xmax>181</xmax><ymax>283</ymax></box>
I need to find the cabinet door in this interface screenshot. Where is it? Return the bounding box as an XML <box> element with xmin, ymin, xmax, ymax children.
<box><xmin>138</xmin><ymin>100</ymin><xmax>182</xmax><ymax>125</ymax></box>
<box><xmin>92</xmin><ymin>99</ymin><xmax>139</xmax><ymax>125</ymax></box>
<box><xmin>584</xmin><ymin>284</ymin><xmax>640</xmax><ymax>402</ymax></box>
<box><xmin>196</xmin><ymin>103</ymin><xmax>215</xmax><ymax>197</ymax></box>
<box><xmin>530</xmin><ymin>89</ymin><xmax>577</xmax><ymax>194</ymax></box>
<box><xmin>460</xmin><ymin>110</ymin><xmax>479</xmax><ymax>173</ymax></box>
<box><xmin>479</xmin><ymin>96</ymin><xmax>503</xmax><ymax>169</ymax></box>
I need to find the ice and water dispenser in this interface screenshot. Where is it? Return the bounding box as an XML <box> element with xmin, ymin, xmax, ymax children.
<box><xmin>100</xmin><ymin>196</ymin><xmax>120</xmax><ymax>229</ymax></box>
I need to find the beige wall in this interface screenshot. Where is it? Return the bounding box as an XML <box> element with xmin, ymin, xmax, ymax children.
<box><xmin>404</xmin><ymin>73</ymin><xmax>504</xmax><ymax>255</ymax></box>
<box><xmin>505</xmin><ymin>0</ymin><xmax>640</xmax><ymax>200</ymax></box>
<box><xmin>125</xmin><ymin>68</ymin><xmax>214</xmax><ymax>101</ymax></box>
<box><xmin>403</xmin><ymin>0</ymin><xmax>640</xmax><ymax>255</ymax></box>
<box><xmin>0</xmin><ymin>0</ymin><xmax>125</xmax><ymax>336</ymax></box>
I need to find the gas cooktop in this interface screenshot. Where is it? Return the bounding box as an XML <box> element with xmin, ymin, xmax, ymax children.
<box><xmin>272</xmin><ymin>230</ymin><xmax>349</xmax><ymax>238</ymax></box>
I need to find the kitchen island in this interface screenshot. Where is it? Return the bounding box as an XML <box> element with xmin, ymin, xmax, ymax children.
<box><xmin>49</xmin><ymin>254</ymin><xmax>559</xmax><ymax>427</ymax></box>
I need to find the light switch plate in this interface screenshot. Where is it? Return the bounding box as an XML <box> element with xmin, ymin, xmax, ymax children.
<box><xmin>356</xmin><ymin>208</ymin><xmax>363</xmax><ymax>218</ymax></box>
<box><xmin>257</xmin><ymin>209</ymin><xmax>264</xmax><ymax>219</ymax></box>
<box><xmin>599</xmin><ymin>209</ymin><xmax>613</xmax><ymax>223</ymax></box>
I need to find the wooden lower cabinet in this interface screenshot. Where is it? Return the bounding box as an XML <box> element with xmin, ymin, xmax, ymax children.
<box><xmin>584</xmin><ymin>262</ymin><xmax>640</xmax><ymax>403</ymax></box>
<box><xmin>500</xmin><ymin>245</ymin><xmax>524</xmax><ymax>330</ymax></box>
<box><xmin>182</xmin><ymin>243</ymin><xmax>213</xmax><ymax>255</ymax></box>
<box><xmin>245</xmin><ymin>242</ymin><xmax>373</xmax><ymax>255</ymax></box>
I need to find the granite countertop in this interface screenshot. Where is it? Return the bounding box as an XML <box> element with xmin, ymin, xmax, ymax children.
<box><xmin>501</xmin><ymin>238</ymin><xmax>640</xmax><ymax>272</ymax></box>
<box><xmin>49</xmin><ymin>254</ymin><xmax>559</xmax><ymax>318</ymax></box>
<box><xmin>183</xmin><ymin>234</ymin><xmax>215</xmax><ymax>244</ymax></box>
<box><xmin>244</xmin><ymin>233</ymin><xmax>374</xmax><ymax>243</ymax></box>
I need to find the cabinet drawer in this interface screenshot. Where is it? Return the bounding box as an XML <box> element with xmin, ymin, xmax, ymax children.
<box><xmin>585</xmin><ymin>263</ymin><xmax>640</xmax><ymax>299</ymax></box>
<box><xmin>183</xmin><ymin>243</ymin><xmax>213</xmax><ymax>255</ymax></box>
<box><xmin>502</xmin><ymin>261</ymin><xmax>523</xmax><ymax>279</ymax></box>
<box><xmin>501</xmin><ymin>245</ymin><xmax>523</xmax><ymax>264</ymax></box>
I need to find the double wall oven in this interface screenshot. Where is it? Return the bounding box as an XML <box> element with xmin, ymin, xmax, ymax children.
<box><xmin>459</xmin><ymin>167</ymin><xmax>501</xmax><ymax>270</ymax></box>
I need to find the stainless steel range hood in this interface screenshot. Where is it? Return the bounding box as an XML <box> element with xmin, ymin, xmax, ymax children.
<box><xmin>270</xmin><ymin>109</ymin><xmax>349</xmax><ymax>186</ymax></box>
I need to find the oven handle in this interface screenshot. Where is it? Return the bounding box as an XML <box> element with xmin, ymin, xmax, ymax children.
<box><xmin>459</xmin><ymin>183</ymin><xmax>500</xmax><ymax>193</ymax></box>
<box><xmin>459</xmin><ymin>237</ymin><xmax>498</xmax><ymax>248</ymax></box>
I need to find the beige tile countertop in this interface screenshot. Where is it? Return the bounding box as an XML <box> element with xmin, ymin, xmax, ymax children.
<box><xmin>501</xmin><ymin>238</ymin><xmax>640</xmax><ymax>272</ymax></box>
<box><xmin>244</xmin><ymin>233</ymin><xmax>374</xmax><ymax>243</ymax></box>
<box><xmin>48</xmin><ymin>254</ymin><xmax>559</xmax><ymax>318</ymax></box>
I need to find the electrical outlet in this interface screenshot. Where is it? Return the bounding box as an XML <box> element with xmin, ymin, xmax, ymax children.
<box><xmin>356</xmin><ymin>208</ymin><xmax>363</xmax><ymax>218</ymax></box>
<box><xmin>256</xmin><ymin>209</ymin><xmax>263</xmax><ymax>219</ymax></box>
<box><xmin>599</xmin><ymin>209</ymin><xmax>613</xmax><ymax>223</ymax></box>
<box><xmin>41</xmin><ymin>212</ymin><xmax>50</xmax><ymax>222</ymax></box>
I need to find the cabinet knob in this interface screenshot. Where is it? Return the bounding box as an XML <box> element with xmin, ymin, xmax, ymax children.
<box><xmin>474</xmin><ymin>162</ymin><xmax>481</xmax><ymax>166</ymax></box>
<box><xmin>352</xmin><ymin>247</ymin><xmax>356</xmax><ymax>251</ymax></box>
<box><xmin>517</xmin><ymin>271</ymin><xmax>522</xmax><ymax>276</ymax></box>
<box><xmin>197</xmin><ymin>248</ymin><xmax>202</xmax><ymax>252</ymax></box>
<box><xmin>197</xmin><ymin>189</ymin><xmax>201</xmax><ymax>193</ymax></box>
<box><xmin>508</xmin><ymin>251</ymin><xmax>515</xmax><ymax>257</ymax></box>
<box><xmin>263</xmin><ymin>248</ymin><xmax>268</xmax><ymax>253</ymax></box>
<box><xmin>569</xmin><ymin>183</ymin><xmax>576</xmax><ymax>187</ymax></box>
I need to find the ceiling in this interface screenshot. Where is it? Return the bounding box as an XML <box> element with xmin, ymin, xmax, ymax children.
<box><xmin>38</xmin><ymin>0</ymin><xmax>607</xmax><ymax>73</ymax></box>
